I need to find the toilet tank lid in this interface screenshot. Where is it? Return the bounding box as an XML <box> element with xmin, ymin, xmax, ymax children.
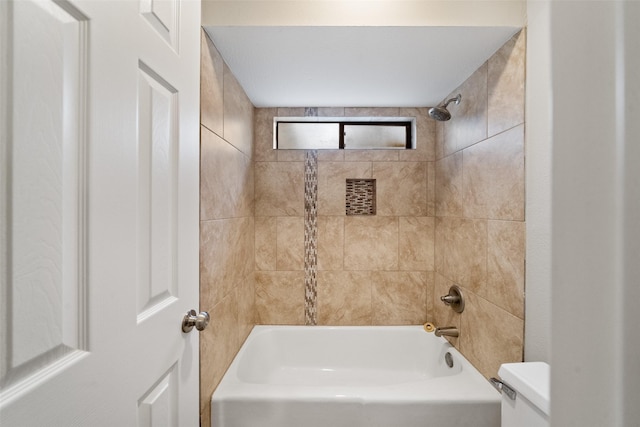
<box><xmin>498</xmin><ymin>362</ymin><xmax>550</xmax><ymax>416</ymax></box>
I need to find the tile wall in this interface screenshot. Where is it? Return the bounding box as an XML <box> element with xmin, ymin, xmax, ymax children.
<box><xmin>252</xmin><ymin>30</ymin><xmax>526</xmax><ymax>379</ymax></box>
<box><xmin>254</xmin><ymin>107</ymin><xmax>437</xmax><ymax>326</ymax></box>
<box><xmin>199</xmin><ymin>28</ymin><xmax>526</xmax><ymax>425</ymax></box>
<box><xmin>432</xmin><ymin>30</ymin><xmax>526</xmax><ymax>378</ymax></box>
<box><xmin>199</xmin><ymin>30</ymin><xmax>256</xmax><ymax>426</ymax></box>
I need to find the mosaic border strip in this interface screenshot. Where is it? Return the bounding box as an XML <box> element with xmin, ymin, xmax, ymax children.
<box><xmin>304</xmin><ymin>150</ymin><xmax>318</xmax><ymax>325</ymax></box>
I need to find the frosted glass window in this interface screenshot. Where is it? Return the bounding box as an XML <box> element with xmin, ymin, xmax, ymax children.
<box><xmin>277</xmin><ymin>122</ymin><xmax>340</xmax><ymax>149</ymax></box>
<box><xmin>343</xmin><ymin>124</ymin><xmax>407</xmax><ymax>149</ymax></box>
<box><xmin>274</xmin><ymin>117</ymin><xmax>415</xmax><ymax>150</ymax></box>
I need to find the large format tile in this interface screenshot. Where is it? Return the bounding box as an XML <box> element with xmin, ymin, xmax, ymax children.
<box><xmin>372</xmin><ymin>272</ymin><xmax>427</xmax><ymax>325</ymax></box>
<box><xmin>254</xmin><ymin>108</ymin><xmax>277</xmax><ymax>162</ymax></box>
<box><xmin>200</xmin><ymin>30</ymin><xmax>223</xmax><ymax>137</ymax></box>
<box><xmin>277</xmin><ymin>107</ymin><xmax>305</xmax><ymax>117</ymax></box>
<box><xmin>276</xmin><ymin>216</ymin><xmax>304</xmax><ymax>271</ymax></box>
<box><xmin>427</xmin><ymin>161</ymin><xmax>435</xmax><ymax>216</ymax></box>
<box><xmin>200</xmin><ymin>291</ymin><xmax>239</xmax><ymax>416</ymax></box>
<box><xmin>255</xmin><ymin>216</ymin><xmax>277</xmax><ymax>270</ymax></box>
<box><xmin>318</xmin><ymin>107</ymin><xmax>345</xmax><ymax>117</ymax></box>
<box><xmin>200</xmin><ymin>217</ymin><xmax>254</xmax><ymax>307</ymax></box>
<box><xmin>344</xmin><ymin>216</ymin><xmax>399</xmax><ymax>271</ymax></box>
<box><xmin>237</xmin><ymin>274</ymin><xmax>256</xmax><ymax>342</ymax></box>
<box><xmin>223</xmin><ymin>64</ymin><xmax>254</xmax><ymax>157</ymax></box>
<box><xmin>462</xmin><ymin>125</ymin><xmax>525</xmax><ymax>221</ymax></box>
<box><xmin>425</xmin><ymin>271</ymin><xmax>435</xmax><ymax>323</ymax></box>
<box><xmin>460</xmin><ymin>291</ymin><xmax>524</xmax><ymax>379</ymax></box>
<box><xmin>373</xmin><ymin>162</ymin><xmax>427</xmax><ymax>216</ymax></box>
<box><xmin>278</xmin><ymin>149</ymin><xmax>306</xmax><ymax>162</ymax></box>
<box><xmin>199</xmin><ymin>221</ymin><xmax>227</xmax><ymax>306</ymax></box>
<box><xmin>399</xmin><ymin>216</ymin><xmax>435</xmax><ymax>271</ymax></box>
<box><xmin>435</xmin><ymin>217</ymin><xmax>487</xmax><ymax>292</ymax></box>
<box><xmin>255</xmin><ymin>271</ymin><xmax>305</xmax><ymax>324</ymax></box>
<box><xmin>200</xmin><ymin>127</ymin><xmax>253</xmax><ymax>221</ymax></box>
<box><xmin>443</xmin><ymin>62</ymin><xmax>488</xmax><ymax>151</ymax></box>
<box><xmin>344</xmin><ymin>107</ymin><xmax>400</xmax><ymax>117</ymax></box>
<box><xmin>317</xmin><ymin>149</ymin><xmax>344</xmax><ymax>162</ymax></box>
<box><xmin>317</xmin><ymin>216</ymin><xmax>344</xmax><ymax>271</ymax></box>
<box><xmin>255</xmin><ymin>161</ymin><xmax>305</xmax><ymax>216</ymax></box>
<box><xmin>317</xmin><ymin>271</ymin><xmax>372</xmax><ymax>325</ymax></box>
<box><xmin>488</xmin><ymin>30</ymin><xmax>526</xmax><ymax>137</ymax></box>
<box><xmin>435</xmin><ymin>152</ymin><xmax>463</xmax><ymax>217</ymax></box>
<box><xmin>435</xmin><ymin>120</ymin><xmax>453</xmax><ymax>160</ymax></box>
<box><xmin>317</xmin><ymin>161</ymin><xmax>372</xmax><ymax>216</ymax></box>
<box><xmin>344</xmin><ymin>149</ymin><xmax>399</xmax><ymax>162</ymax></box>
<box><xmin>486</xmin><ymin>220</ymin><xmax>525</xmax><ymax>318</ymax></box>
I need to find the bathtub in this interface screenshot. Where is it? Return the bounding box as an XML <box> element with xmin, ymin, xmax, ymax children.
<box><xmin>211</xmin><ymin>325</ymin><xmax>500</xmax><ymax>427</ymax></box>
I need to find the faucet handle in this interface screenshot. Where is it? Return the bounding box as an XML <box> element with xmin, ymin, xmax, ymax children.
<box><xmin>440</xmin><ymin>294</ymin><xmax>460</xmax><ymax>304</ymax></box>
<box><xmin>439</xmin><ymin>285</ymin><xmax>465</xmax><ymax>313</ymax></box>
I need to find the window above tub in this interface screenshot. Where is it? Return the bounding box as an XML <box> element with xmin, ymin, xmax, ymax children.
<box><xmin>274</xmin><ymin>117</ymin><xmax>416</xmax><ymax>150</ymax></box>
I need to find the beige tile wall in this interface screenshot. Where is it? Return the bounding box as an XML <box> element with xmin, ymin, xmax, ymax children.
<box><xmin>199</xmin><ymin>28</ymin><xmax>526</xmax><ymax>424</ymax></box>
<box><xmin>432</xmin><ymin>30</ymin><xmax>526</xmax><ymax>379</ymax></box>
<box><xmin>253</xmin><ymin>33</ymin><xmax>526</xmax><ymax>378</ymax></box>
<box><xmin>254</xmin><ymin>107</ymin><xmax>437</xmax><ymax>327</ymax></box>
<box><xmin>200</xmin><ymin>30</ymin><xmax>255</xmax><ymax>427</ymax></box>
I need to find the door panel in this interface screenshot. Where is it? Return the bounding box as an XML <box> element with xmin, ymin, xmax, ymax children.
<box><xmin>0</xmin><ymin>0</ymin><xmax>201</xmax><ymax>425</ymax></box>
<box><xmin>136</xmin><ymin>61</ymin><xmax>179</xmax><ymax>321</ymax></box>
<box><xmin>1</xmin><ymin>0</ymin><xmax>89</xmax><ymax>395</ymax></box>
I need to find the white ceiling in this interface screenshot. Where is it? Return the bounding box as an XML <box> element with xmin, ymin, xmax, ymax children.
<box><xmin>204</xmin><ymin>25</ymin><xmax>521</xmax><ymax>108</ymax></box>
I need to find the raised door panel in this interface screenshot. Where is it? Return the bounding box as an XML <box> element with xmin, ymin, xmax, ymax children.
<box><xmin>1</xmin><ymin>0</ymin><xmax>88</xmax><ymax>397</ymax></box>
<box><xmin>137</xmin><ymin>364</ymin><xmax>179</xmax><ymax>427</ymax></box>
<box><xmin>1</xmin><ymin>0</ymin><xmax>200</xmax><ymax>424</ymax></box>
<box><xmin>140</xmin><ymin>0</ymin><xmax>180</xmax><ymax>53</ymax></box>
<box><xmin>136</xmin><ymin>61</ymin><xmax>179</xmax><ymax>323</ymax></box>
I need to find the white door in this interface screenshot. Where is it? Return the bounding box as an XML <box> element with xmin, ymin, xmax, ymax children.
<box><xmin>0</xmin><ymin>0</ymin><xmax>201</xmax><ymax>425</ymax></box>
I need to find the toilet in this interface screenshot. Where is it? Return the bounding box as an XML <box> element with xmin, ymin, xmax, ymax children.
<box><xmin>497</xmin><ymin>362</ymin><xmax>550</xmax><ymax>427</ymax></box>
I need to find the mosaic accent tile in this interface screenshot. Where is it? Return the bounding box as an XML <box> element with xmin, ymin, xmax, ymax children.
<box><xmin>304</xmin><ymin>150</ymin><xmax>318</xmax><ymax>325</ymax></box>
<box><xmin>346</xmin><ymin>179</ymin><xmax>376</xmax><ymax>215</ymax></box>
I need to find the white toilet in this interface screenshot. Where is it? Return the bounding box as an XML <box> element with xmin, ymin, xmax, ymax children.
<box><xmin>496</xmin><ymin>362</ymin><xmax>550</xmax><ymax>427</ymax></box>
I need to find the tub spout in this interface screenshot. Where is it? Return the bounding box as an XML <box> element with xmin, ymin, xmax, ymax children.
<box><xmin>434</xmin><ymin>326</ymin><xmax>459</xmax><ymax>337</ymax></box>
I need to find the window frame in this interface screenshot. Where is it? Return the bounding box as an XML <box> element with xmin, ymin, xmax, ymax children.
<box><xmin>273</xmin><ymin>117</ymin><xmax>416</xmax><ymax>150</ymax></box>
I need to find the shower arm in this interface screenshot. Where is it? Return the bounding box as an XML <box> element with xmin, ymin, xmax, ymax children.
<box><xmin>441</xmin><ymin>94</ymin><xmax>462</xmax><ymax>108</ymax></box>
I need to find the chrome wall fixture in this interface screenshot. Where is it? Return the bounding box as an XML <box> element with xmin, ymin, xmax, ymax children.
<box><xmin>435</xmin><ymin>326</ymin><xmax>460</xmax><ymax>338</ymax></box>
<box><xmin>428</xmin><ymin>94</ymin><xmax>462</xmax><ymax>121</ymax></box>
<box><xmin>440</xmin><ymin>285</ymin><xmax>465</xmax><ymax>313</ymax></box>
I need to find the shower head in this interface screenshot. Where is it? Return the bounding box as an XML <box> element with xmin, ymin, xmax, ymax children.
<box><xmin>428</xmin><ymin>94</ymin><xmax>462</xmax><ymax>121</ymax></box>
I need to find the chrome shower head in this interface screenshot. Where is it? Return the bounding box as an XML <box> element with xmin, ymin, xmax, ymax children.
<box><xmin>428</xmin><ymin>94</ymin><xmax>462</xmax><ymax>121</ymax></box>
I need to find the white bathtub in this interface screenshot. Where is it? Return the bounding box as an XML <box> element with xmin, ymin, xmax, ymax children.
<box><xmin>211</xmin><ymin>325</ymin><xmax>500</xmax><ymax>427</ymax></box>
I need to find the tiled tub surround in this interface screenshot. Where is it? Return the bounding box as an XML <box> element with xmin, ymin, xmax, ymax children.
<box><xmin>199</xmin><ymin>27</ymin><xmax>526</xmax><ymax>425</ymax></box>
<box><xmin>253</xmin><ymin>30</ymin><xmax>526</xmax><ymax>379</ymax></box>
<box><xmin>199</xmin><ymin>30</ymin><xmax>256</xmax><ymax>426</ymax></box>
<box><xmin>432</xmin><ymin>30</ymin><xmax>526</xmax><ymax>378</ymax></box>
<box><xmin>254</xmin><ymin>106</ymin><xmax>436</xmax><ymax>327</ymax></box>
